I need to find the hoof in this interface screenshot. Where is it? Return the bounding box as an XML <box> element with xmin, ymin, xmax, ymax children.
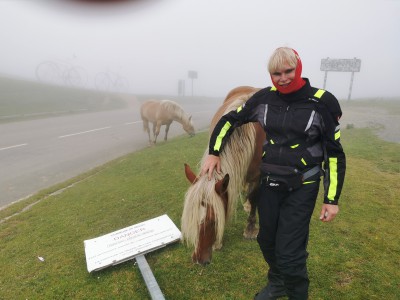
<box><xmin>242</xmin><ymin>199</ymin><xmax>251</xmax><ymax>213</ymax></box>
<box><xmin>243</xmin><ymin>228</ymin><xmax>259</xmax><ymax>239</ymax></box>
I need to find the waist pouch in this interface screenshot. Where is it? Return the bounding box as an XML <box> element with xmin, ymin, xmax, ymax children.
<box><xmin>260</xmin><ymin>164</ymin><xmax>319</xmax><ymax>192</ymax></box>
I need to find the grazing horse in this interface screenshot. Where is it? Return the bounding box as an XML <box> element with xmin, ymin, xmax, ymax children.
<box><xmin>181</xmin><ymin>86</ymin><xmax>265</xmax><ymax>265</ymax></box>
<box><xmin>140</xmin><ymin>99</ymin><xmax>195</xmax><ymax>145</ymax></box>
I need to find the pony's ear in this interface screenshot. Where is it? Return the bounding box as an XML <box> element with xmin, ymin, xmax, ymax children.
<box><xmin>189</xmin><ymin>115</ymin><xmax>192</xmax><ymax>121</ymax></box>
<box><xmin>184</xmin><ymin>163</ymin><xmax>197</xmax><ymax>184</ymax></box>
<box><xmin>215</xmin><ymin>174</ymin><xmax>229</xmax><ymax>214</ymax></box>
<box><xmin>215</xmin><ymin>174</ymin><xmax>229</xmax><ymax>196</ymax></box>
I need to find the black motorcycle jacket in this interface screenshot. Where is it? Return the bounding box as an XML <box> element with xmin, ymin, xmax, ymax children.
<box><xmin>208</xmin><ymin>79</ymin><xmax>346</xmax><ymax>205</ymax></box>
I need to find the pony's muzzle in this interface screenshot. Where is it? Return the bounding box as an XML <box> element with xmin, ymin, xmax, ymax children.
<box><xmin>192</xmin><ymin>248</ymin><xmax>212</xmax><ymax>266</ymax></box>
<box><xmin>192</xmin><ymin>255</ymin><xmax>211</xmax><ymax>266</ymax></box>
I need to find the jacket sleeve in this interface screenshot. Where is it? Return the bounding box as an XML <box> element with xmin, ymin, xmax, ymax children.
<box><xmin>319</xmin><ymin>93</ymin><xmax>346</xmax><ymax>205</ymax></box>
<box><xmin>208</xmin><ymin>92</ymin><xmax>262</xmax><ymax>156</ymax></box>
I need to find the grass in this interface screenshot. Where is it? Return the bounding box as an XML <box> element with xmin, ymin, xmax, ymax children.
<box><xmin>0</xmin><ymin>76</ymin><xmax>129</xmax><ymax>123</ymax></box>
<box><xmin>0</xmin><ymin>122</ymin><xmax>399</xmax><ymax>299</ymax></box>
<box><xmin>0</xmin><ymin>75</ymin><xmax>221</xmax><ymax>124</ymax></box>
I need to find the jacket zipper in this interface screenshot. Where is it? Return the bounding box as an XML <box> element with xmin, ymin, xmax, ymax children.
<box><xmin>278</xmin><ymin>105</ymin><xmax>290</xmax><ymax>163</ymax></box>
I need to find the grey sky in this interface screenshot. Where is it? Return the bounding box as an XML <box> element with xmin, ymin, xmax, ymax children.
<box><xmin>1</xmin><ymin>0</ymin><xmax>399</xmax><ymax>99</ymax></box>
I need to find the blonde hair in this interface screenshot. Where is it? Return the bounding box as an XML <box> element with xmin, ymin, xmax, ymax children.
<box><xmin>268</xmin><ymin>47</ymin><xmax>298</xmax><ymax>73</ymax></box>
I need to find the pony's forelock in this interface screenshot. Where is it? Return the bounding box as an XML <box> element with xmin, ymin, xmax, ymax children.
<box><xmin>181</xmin><ymin>175</ymin><xmax>226</xmax><ymax>248</ymax></box>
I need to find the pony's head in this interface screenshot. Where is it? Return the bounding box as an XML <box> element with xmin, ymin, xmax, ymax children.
<box><xmin>181</xmin><ymin>163</ymin><xmax>229</xmax><ymax>265</ymax></box>
<box><xmin>183</xmin><ymin>115</ymin><xmax>195</xmax><ymax>137</ymax></box>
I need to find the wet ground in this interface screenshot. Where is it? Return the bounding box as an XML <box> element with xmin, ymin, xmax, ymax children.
<box><xmin>340</xmin><ymin>101</ymin><xmax>400</xmax><ymax>143</ymax></box>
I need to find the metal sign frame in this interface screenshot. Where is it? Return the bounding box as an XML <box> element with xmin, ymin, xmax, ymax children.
<box><xmin>320</xmin><ymin>57</ymin><xmax>362</xmax><ymax>100</ymax></box>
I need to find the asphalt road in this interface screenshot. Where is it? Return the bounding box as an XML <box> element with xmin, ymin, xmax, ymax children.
<box><xmin>0</xmin><ymin>101</ymin><xmax>218</xmax><ymax>208</ymax></box>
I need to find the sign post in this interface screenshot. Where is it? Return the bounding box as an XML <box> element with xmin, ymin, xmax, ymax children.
<box><xmin>320</xmin><ymin>57</ymin><xmax>361</xmax><ymax>100</ymax></box>
<box><xmin>178</xmin><ymin>79</ymin><xmax>185</xmax><ymax>96</ymax></box>
<box><xmin>84</xmin><ymin>214</ymin><xmax>181</xmax><ymax>299</ymax></box>
<box><xmin>188</xmin><ymin>70</ymin><xmax>198</xmax><ymax>96</ymax></box>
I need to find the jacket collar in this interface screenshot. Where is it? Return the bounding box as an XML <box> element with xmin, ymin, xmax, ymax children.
<box><xmin>277</xmin><ymin>78</ymin><xmax>313</xmax><ymax>103</ymax></box>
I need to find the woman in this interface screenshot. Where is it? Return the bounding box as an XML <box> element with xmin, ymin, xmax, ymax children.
<box><xmin>201</xmin><ymin>47</ymin><xmax>346</xmax><ymax>299</ymax></box>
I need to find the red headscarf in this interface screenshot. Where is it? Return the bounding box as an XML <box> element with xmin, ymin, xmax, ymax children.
<box><xmin>271</xmin><ymin>48</ymin><xmax>306</xmax><ymax>94</ymax></box>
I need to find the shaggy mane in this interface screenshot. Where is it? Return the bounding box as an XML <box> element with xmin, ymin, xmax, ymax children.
<box><xmin>160</xmin><ymin>100</ymin><xmax>192</xmax><ymax>126</ymax></box>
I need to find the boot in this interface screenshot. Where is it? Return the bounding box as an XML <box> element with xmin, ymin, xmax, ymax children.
<box><xmin>254</xmin><ymin>281</ymin><xmax>287</xmax><ymax>300</ymax></box>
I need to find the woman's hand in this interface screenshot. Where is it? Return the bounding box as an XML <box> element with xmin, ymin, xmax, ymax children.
<box><xmin>319</xmin><ymin>204</ymin><xmax>339</xmax><ymax>222</ymax></box>
<box><xmin>200</xmin><ymin>155</ymin><xmax>221</xmax><ymax>180</ymax></box>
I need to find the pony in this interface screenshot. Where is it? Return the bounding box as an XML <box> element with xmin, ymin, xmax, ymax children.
<box><xmin>181</xmin><ymin>86</ymin><xmax>265</xmax><ymax>265</ymax></box>
<box><xmin>140</xmin><ymin>99</ymin><xmax>195</xmax><ymax>145</ymax></box>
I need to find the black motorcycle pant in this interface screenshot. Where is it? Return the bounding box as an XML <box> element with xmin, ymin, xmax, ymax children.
<box><xmin>257</xmin><ymin>177</ymin><xmax>320</xmax><ymax>300</ymax></box>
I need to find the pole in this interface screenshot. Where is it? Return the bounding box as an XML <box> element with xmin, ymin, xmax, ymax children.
<box><xmin>136</xmin><ymin>254</ymin><xmax>165</xmax><ymax>300</ymax></box>
<box><xmin>323</xmin><ymin>71</ymin><xmax>328</xmax><ymax>89</ymax></box>
<box><xmin>348</xmin><ymin>71</ymin><xmax>354</xmax><ymax>101</ymax></box>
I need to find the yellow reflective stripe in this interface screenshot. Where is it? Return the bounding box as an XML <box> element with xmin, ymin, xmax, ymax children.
<box><xmin>314</xmin><ymin>89</ymin><xmax>325</xmax><ymax>98</ymax></box>
<box><xmin>270</xmin><ymin>139</ymin><xmax>275</xmax><ymax>144</ymax></box>
<box><xmin>271</xmin><ymin>86</ymin><xmax>277</xmax><ymax>91</ymax></box>
<box><xmin>213</xmin><ymin>122</ymin><xmax>232</xmax><ymax>151</ymax></box>
<box><xmin>301</xmin><ymin>158</ymin><xmax>307</xmax><ymax>166</ymax></box>
<box><xmin>262</xmin><ymin>151</ymin><xmax>265</xmax><ymax>157</ymax></box>
<box><xmin>291</xmin><ymin>144</ymin><xmax>299</xmax><ymax>148</ymax></box>
<box><xmin>236</xmin><ymin>106</ymin><xmax>243</xmax><ymax>113</ymax></box>
<box><xmin>327</xmin><ymin>157</ymin><xmax>338</xmax><ymax>201</ymax></box>
<box><xmin>303</xmin><ymin>181</ymin><xmax>316</xmax><ymax>185</ymax></box>
<box><xmin>335</xmin><ymin>130</ymin><xmax>341</xmax><ymax>140</ymax></box>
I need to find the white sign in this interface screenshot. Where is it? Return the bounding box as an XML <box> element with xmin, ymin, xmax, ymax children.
<box><xmin>84</xmin><ymin>214</ymin><xmax>182</xmax><ymax>272</ymax></box>
<box><xmin>320</xmin><ymin>58</ymin><xmax>361</xmax><ymax>72</ymax></box>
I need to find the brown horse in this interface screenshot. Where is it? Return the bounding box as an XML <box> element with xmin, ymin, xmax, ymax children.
<box><xmin>140</xmin><ymin>99</ymin><xmax>195</xmax><ymax>145</ymax></box>
<box><xmin>181</xmin><ymin>86</ymin><xmax>265</xmax><ymax>265</ymax></box>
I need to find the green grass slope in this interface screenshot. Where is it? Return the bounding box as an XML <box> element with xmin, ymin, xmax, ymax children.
<box><xmin>0</xmin><ymin>127</ymin><xmax>399</xmax><ymax>299</ymax></box>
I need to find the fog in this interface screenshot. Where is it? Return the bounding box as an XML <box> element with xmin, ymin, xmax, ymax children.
<box><xmin>1</xmin><ymin>0</ymin><xmax>399</xmax><ymax>99</ymax></box>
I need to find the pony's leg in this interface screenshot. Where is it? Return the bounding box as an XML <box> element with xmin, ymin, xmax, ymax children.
<box><xmin>164</xmin><ymin>124</ymin><xmax>171</xmax><ymax>141</ymax></box>
<box><xmin>154</xmin><ymin>122</ymin><xmax>161</xmax><ymax>144</ymax></box>
<box><xmin>149</xmin><ymin>122</ymin><xmax>156</xmax><ymax>144</ymax></box>
<box><xmin>243</xmin><ymin>181</ymin><xmax>259</xmax><ymax>239</ymax></box>
<box><xmin>143</xmin><ymin>120</ymin><xmax>152</xmax><ymax>145</ymax></box>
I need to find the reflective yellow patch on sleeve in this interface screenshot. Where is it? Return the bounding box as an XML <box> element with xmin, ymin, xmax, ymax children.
<box><xmin>213</xmin><ymin>122</ymin><xmax>232</xmax><ymax>151</ymax></box>
<box><xmin>327</xmin><ymin>157</ymin><xmax>338</xmax><ymax>200</ymax></box>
